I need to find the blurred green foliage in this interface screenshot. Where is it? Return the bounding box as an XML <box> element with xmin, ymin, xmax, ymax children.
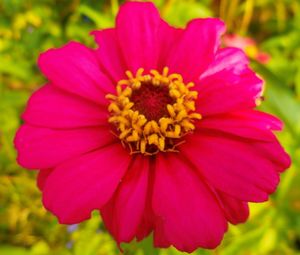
<box><xmin>0</xmin><ymin>0</ymin><xmax>300</xmax><ymax>254</ymax></box>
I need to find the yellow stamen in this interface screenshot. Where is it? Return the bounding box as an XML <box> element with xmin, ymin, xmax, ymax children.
<box><xmin>106</xmin><ymin>67</ymin><xmax>202</xmax><ymax>155</ymax></box>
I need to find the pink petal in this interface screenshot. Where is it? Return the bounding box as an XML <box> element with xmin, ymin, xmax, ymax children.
<box><xmin>14</xmin><ymin>124</ymin><xmax>115</xmax><ymax>169</ymax></box>
<box><xmin>157</xmin><ymin>21</ymin><xmax>183</xmax><ymax>71</ymax></box>
<box><xmin>37</xmin><ymin>169</ymin><xmax>53</xmax><ymax>190</ymax></box>
<box><xmin>38</xmin><ymin>41</ymin><xmax>113</xmax><ymax>105</ymax></box>
<box><xmin>250</xmin><ymin>139</ymin><xmax>291</xmax><ymax>173</ymax></box>
<box><xmin>153</xmin><ymin>154</ymin><xmax>227</xmax><ymax>252</ymax></box>
<box><xmin>116</xmin><ymin>1</ymin><xmax>161</xmax><ymax>73</ymax></box>
<box><xmin>216</xmin><ymin>191</ymin><xmax>249</xmax><ymax>225</ymax></box>
<box><xmin>135</xmin><ymin>163</ymin><xmax>156</xmax><ymax>241</ymax></box>
<box><xmin>166</xmin><ymin>18</ymin><xmax>225</xmax><ymax>82</ymax></box>
<box><xmin>22</xmin><ymin>84</ymin><xmax>108</xmax><ymax>129</ymax></box>
<box><xmin>181</xmin><ymin>130</ymin><xmax>285</xmax><ymax>202</ymax></box>
<box><xmin>197</xmin><ymin>110</ymin><xmax>283</xmax><ymax>141</ymax></box>
<box><xmin>153</xmin><ymin>218</ymin><xmax>171</xmax><ymax>248</ymax></box>
<box><xmin>91</xmin><ymin>28</ymin><xmax>127</xmax><ymax>83</ymax></box>
<box><xmin>135</xmin><ymin>221</ymin><xmax>153</xmax><ymax>242</ymax></box>
<box><xmin>101</xmin><ymin>156</ymin><xmax>149</xmax><ymax>243</ymax></box>
<box><xmin>196</xmin><ymin>49</ymin><xmax>263</xmax><ymax>115</ymax></box>
<box><xmin>42</xmin><ymin>143</ymin><xmax>131</xmax><ymax>224</ymax></box>
<box><xmin>200</xmin><ymin>47</ymin><xmax>249</xmax><ymax>79</ymax></box>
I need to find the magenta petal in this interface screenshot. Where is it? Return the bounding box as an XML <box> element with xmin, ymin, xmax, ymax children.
<box><xmin>38</xmin><ymin>41</ymin><xmax>113</xmax><ymax>105</ymax></box>
<box><xmin>200</xmin><ymin>47</ymin><xmax>249</xmax><ymax>79</ymax></box>
<box><xmin>37</xmin><ymin>169</ymin><xmax>53</xmax><ymax>191</ymax></box>
<box><xmin>154</xmin><ymin>220</ymin><xmax>171</xmax><ymax>249</ymax></box>
<box><xmin>216</xmin><ymin>191</ymin><xmax>249</xmax><ymax>225</ymax></box>
<box><xmin>197</xmin><ymin>110</ymin><xmax>283</xmax><ymax>141</ymax></box>
<box><xmin>166</xmin><ymin>18</ymin><xmax>225</xmax><ymax>82</ymax></box>
<box><xmin>135</xmin><ymin>162</ymin><xmax>156</xmax><ymax>242</ymax></box>
<box><xmin>116</xmin><ymin>1</ymin><xmax>161</xmax><ymax>72</ymax></box>
<box><xmin>182</xmin><ymin>131</ymin><xmax>283</xmax><ymax>202</ymax></box>
<box><xmin>42</xmin><ymin>144</ymin><xmax>131</xmax><ymax>224</ymax></box>
<box><xmin>157</xmin><ymin>21</ymin><xmax>183</xmax><ymax>71</ymax></box>
<box><xmin>250</xmin><ymin>140</ymin><xmax>291</xmax><ymax>173</ymax></box>
<box><xmin>196</xmin><ymin>49</ymin><xmax>262</xmax><ymax>115</ymax></box>
<box><xmin>197</xmin><ymin>68</ymin><xmax>262</xmax><ymax>115</ymax></box>
<box><xmin>101</xmin><ymin>156</ymin><xmax>149</xmax><ymax>243</ymax></box>
<box><xmin>92</xmin><ymin>28</ymin><xmax>126</xmax><ymax>83</ymax></box>
<box><xmin>153</xmin><ymin>154</ymin><xmax>227</xmax><ymax>252</ymax></box>
<box><xmin>22</xmin><ymin>84</ymin><xmax>108</xmax><ymax>129</ymax></box>
<box><xmin>14</xmin><ymin>125</ymin><xmax>115</xmax><ymax>169</ymax></box>
<box><xmin>135</xmin><ymin>205</ymin><xmax>155</xmax><ymax>242</ymax></box>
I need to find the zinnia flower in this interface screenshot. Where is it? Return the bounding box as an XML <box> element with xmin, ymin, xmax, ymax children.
<box><xmin>14</xmin><ymin>1</ymin><xmax>290</xmax><ymax>253</ymax></box>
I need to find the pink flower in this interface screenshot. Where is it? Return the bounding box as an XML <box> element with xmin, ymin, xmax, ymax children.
<box><xmin>223</xmin><ymin>34</ymin><xmax>271</xmax><ymax>64</ymax></box>
<box><xmin>14</xmin><ymin>1</ymin><xmax>290</xmax><ymax>253</ymax></box>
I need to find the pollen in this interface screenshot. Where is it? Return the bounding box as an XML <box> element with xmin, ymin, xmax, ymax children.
<box><xmin>106</xmin><ymin>67</ymin><xmax>202</xmax><ymax>155</ymax></box>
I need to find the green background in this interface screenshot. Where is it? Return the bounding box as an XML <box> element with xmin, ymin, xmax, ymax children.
<box><xmin>1</xmin><ymin>0</ymin><xmax>300</xmax><ymax>254</ymax></box>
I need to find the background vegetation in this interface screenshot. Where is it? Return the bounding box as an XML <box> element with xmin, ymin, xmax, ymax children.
<box><xmin>1</xmin><ymin>0</ymin><xmax>300</xmax><ymax>254</ymax></box>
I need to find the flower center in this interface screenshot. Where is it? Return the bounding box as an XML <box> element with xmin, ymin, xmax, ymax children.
<box><xmin>130</xmin><ymin>82</ymin><xmax>174</xmax><ymax>121</ymax></box>
<box><xmin>106</xmin><ymin>67</ymin><xmax>201</xmax><ymax>155</ymax></box>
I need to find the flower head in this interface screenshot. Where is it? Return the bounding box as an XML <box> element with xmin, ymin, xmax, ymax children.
<box><xmin>14</xmin><ymin>1</ymin><xmax>290</xmax><ymax>253</ymax></box>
